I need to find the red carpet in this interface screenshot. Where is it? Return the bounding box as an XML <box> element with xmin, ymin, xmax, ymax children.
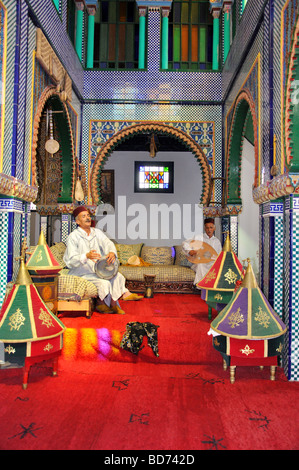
<box><xmin>0</xmin><ymin>294</ymin><xmax>298</xmax><ymax>451</ymax></box>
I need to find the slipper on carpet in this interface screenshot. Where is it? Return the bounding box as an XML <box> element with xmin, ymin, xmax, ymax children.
<box><xmin>123</xmin><ymin>293</ymin><xmax>144</xmax><ymax>301</ymax></box>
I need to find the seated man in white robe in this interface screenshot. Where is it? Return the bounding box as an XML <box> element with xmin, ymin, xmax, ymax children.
<box><xmin>182</xmin><ymin>218</ymin><xmax>222</xmax><ymax>286</ymax></box>
<box><xmin>63</xmin><ymin>206</ymin><xmax>142</xmax><ymax>314</ymax></box>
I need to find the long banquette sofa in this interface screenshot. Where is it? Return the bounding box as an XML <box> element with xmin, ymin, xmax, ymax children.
<box><xmin>116</xmin><ymin>242</ymin><xmax>195</xmax><ymax>293</ymax></box>
<box><xmin>49</xmin><ymin>241</ymin><xmax>196</xmax><ymax>299</ymax></box>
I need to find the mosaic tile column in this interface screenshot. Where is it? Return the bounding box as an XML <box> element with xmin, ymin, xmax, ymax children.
<box><xmin>283</xmin><ymin>195</ymin><xmax>299</xmax><ymax>381</ymax></box>
<box><xmin>0</xmin><ymin>211</ymin><xmax>9</xmax><ymax>306</ymax></box>
<box><xmin>221</xmin><ymin>215</ymin><xmax>230</xmax><ymax>246</ymax></box>
<box><xmin>147</xmin><ymin>8</ymin><xmax>160</xmax><ymax>72</ymax></box>
<box><xmin>262</xmin><ymin>200</ymin><xmax>284</xmax><ymax>318</ymax></box>
<box><xmin>61</xmin><ymin>214</ymin><xmax>72</xmax><ymax>244</ymax></box>
<box><xmin>230</xmin><ymin>215</ymin><xmax>238</xmax><ymax>255</ymax></box>
<box><xmin>0</xmin><ymin>198</ymin><xmax>24</xmax><ymax>306</ymax></box>
<box><xmin>40</xmin><ymin>216</ymin><xmax>47</xmax><ymax>241</ymax></box>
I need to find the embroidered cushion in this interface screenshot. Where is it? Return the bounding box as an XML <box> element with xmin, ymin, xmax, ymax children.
<box><xmin>174</xmin><ymin>245</ymin><xmax>193</xmax><ymax>267</ymax></box>
<box><xmin>115</xmin><ymin>243</ymin><xmax>144</xmax><ymax>265</ymax></box>
<box><xmin>140</xmin><ymin>246</ymin><xmax>174</xmax><ymax>265</ymax></box>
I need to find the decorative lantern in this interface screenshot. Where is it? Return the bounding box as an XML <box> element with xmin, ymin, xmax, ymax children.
<box><xmin>197</xmin><ymin>233</ymin><xmax>244</xmax><ymax>319</ymax></box>
<box><xmin>26</xmin><ymin>231</ymin><xmax>62</xmax><ymax>313</ymax></box>
<box><xmin>209</xmin><ymin>260</ymin><xmax>287</xmax><ymax>383</ymax></box>
<box><xmin>0</xmin><ymin>249</ymin><xmax>66</xmax><ymax>389</ymax></box>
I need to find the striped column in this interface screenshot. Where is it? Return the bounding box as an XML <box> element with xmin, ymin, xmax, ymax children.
<box><xmin>283</xmin><ymin>195</ymin><xmax>299</xmax><ymax>381</ymax></box>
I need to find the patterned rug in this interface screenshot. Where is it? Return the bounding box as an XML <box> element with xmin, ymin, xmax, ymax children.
<box><xmin>0</xmin><ymin>294</ymin><xmax>298</xmax><ymax>451</ymax></box>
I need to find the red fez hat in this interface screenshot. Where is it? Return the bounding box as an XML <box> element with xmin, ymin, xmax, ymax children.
<box><xmin>204</xmin><ymin>218</ymin><xmax>215</xmax><ymax>225</ymax></box>
<box><xmin>73</xmin><ymin>206</ymin><xmax>88</xmax><ymax>219</ymax></box>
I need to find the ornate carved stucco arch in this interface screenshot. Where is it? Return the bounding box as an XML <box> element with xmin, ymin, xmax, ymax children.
<box><xmin>226</xmin><ymin>89</ymin><xmax>259</xmax><ymax>208</ymax></box>
<box><xmin>31</xmin><ymin>85</ymin><xmax>76</xmax><ymax>203</ymax></box>
<box><xmin>90</xmin><ymin>122</ymin><xmax>212</xmax><ymax>205</ymax></box>
<box><xmin>284</xmin><ymin>13</ymin><xmax>299</xmax><ymax>174</ymax></box>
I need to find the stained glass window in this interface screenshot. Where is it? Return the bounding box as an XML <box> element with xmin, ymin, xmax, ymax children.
<box><xmin>93</xmin><ymin>0</ymin><xmax>140</xmax><ymax>70</ymax></box>
<box><xmin>134</xmin><ymin>162</ymin><xmax>174</xmax><ymax>193</ymax></box>
<box><xmin>167</xmin><ymin>0</ymin><xmax>213</xmax><ymax>71</ymax></box>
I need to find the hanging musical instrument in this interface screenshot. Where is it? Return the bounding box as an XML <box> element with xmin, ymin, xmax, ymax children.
<box><xmin>45</xmin><ymin>109</ymin><xmax>60</xmax><ymax>154</ymax></box>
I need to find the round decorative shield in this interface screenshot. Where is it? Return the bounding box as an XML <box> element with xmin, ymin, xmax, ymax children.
<box><xmin>95</xmin><ymin>256</ymin><xmax>119</xmax><ymax>279</ymax></box>
<box><xmin>45</xmin><ymin>138</ymin><xmax>60</xmax><ymax>154</ymax></box>
<box><xmin>186</xmin><ymin>240</ymin><xmax>218</xmax><ymax>264</ymax></box>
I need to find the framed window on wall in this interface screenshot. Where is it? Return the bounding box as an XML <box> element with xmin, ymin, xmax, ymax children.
<box><xmin>100</xmin><ymin>170</ymin><xmax>115</xmax><ymax>207</ymax></box>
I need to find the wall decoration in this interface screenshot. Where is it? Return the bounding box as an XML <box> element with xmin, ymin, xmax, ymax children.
<box><xmin>100</xmin><ymin>170</ymin><xmax>115</xmax><ymax>207</ymax></box>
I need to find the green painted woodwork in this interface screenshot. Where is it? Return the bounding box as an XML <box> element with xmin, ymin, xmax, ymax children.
<box><xmin>75</xmin><ymin>8</ymin><xmax>83</xmax><ymax>61</ymax></box>
<box><xmin>223</xmin><ymin>8</ymin><xmax>230</xmax><ymax>63</ymax></box>
<box><xmin>199</xmin><ymin>26</ymin><xmax>206</xmax><ymax>63</ymax></box>
<box><xmin>161</xmin><ymin>15</ymin><xmax>169</xmax><ymax>69</ymax></box>
<box><xmin>87</xmin><ymin>13</ymin><xmax>95</xmax><ymax>68</ymax></box>
<box><xmin>212</xmin><ymin>16</ymin><xmax>219</xmax><ymax>70</ymax></box>
<box><xmin>173</xmin><ymin>25</ymin><xmax>181</xmax><ymax>62</ymax></box>
<box><xmin>244</xmin><ymin>111</ymin><xmax>254</xmax><ymax>145</ymax></box>
<box><xmin>138</xmin><ymin>14</ymin><xmax>146</xmax><ymax>68</ymax></box>
<box><xmin>289</xmin><ymin>102</ymin><xmax>299</xmax><ymax>172</ymax></box>
<box><xmin>52</xmin><ymin>0</ymin><xmax>60</xmax><ymax>13</ymax></box>
<box><xmin>99</xmin><ymin>23</ymin><xmax>108</xmax><ymax>62</ymax></box>
<box><xmin>49</xmin><ymin>97</ymin><xmax>73</xmax><ymax>203</ymax></box>
<box><xmin>227</xmin><ymin>100</ymin><xmax>251</xmax><ymax>204</ymax></box>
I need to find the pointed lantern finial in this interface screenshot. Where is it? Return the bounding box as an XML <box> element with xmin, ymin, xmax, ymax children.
<box><xmin>37</xmin><ymin>230</ymin><xmax>47</xmax><ymax>246</ymax></box>
<box><xmin>241</xmin><ymin>258</ymin><xmax>258</xmax><ymax>289</ymax></box>
<box><xmin>222</xmin><ymin>231</ymin><xmax>232</xmax><ymax>253</ymax></box>
<box><xmin>15</xmin><ymin>238</ymin><xmax>33</xmax><ymax>286</ymax></box>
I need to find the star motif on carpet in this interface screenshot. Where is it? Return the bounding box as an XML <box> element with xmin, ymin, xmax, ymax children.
<box><xmin>201</xmin><ymin>434</ymin><xmax>226</xmax><ymax>450</ymax></box>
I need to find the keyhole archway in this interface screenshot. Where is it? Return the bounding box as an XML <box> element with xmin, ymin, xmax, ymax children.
<box><xmin>90</xmin><ymin>122</ymin><xmax>213</xmax><ymax>207</ymax></box>
<box><xmin>226</xmin><ymin>89</ymin><xmax>259</xmax><ymax>208</ymax></box>
<box><xmin>31</xmin><ymin>86</ymin><xmax>76</xmax><ymax>206</ymax></box>
<box><xmin>225</xmin><ymin>88</ymin><xmax>260</xmax><ymax>269</ymax></box>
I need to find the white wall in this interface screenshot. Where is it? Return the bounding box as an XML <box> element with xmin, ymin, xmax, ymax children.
<box><xmin>97</xmin><ymin>150</ymin><xmax>205</xmax><ymax>246</ymax></box>
<box><xmin>238</xmin><ymin>138</ymin><xmax>260</xmax><ymax>275</ymax></box>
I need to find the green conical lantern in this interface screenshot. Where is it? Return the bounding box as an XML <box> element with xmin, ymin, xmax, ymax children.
<box><xmin>26</xmin><ymin>231</ymin><xmax>62</xmax><ymax>275</ymax></box>
<box><xmin>0</xmin><ymin>249</ymin><xmax>66</xmax><ymax>387</ymax></box>
<box><xmin>197</xmin><ymin>233</ymin><xmax>244</xmax><ymax>319</ymax></box>
<box><xmin>210</xmin><ymin>261</ymin><xmax>287</xmax><ymax>339</ymax></box>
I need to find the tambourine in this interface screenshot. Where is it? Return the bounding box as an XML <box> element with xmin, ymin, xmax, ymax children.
<box><xmin>95</xmin><ymin>256</ymin><xmax>119</xmax><ymax>279</ymax></box>
<box><xmin>186</xmin><ymin>240</ymin><xmax>218</xmax><ymax>264</ymax></box>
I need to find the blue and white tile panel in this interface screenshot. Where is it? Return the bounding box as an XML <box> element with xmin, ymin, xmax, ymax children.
<box><xmin>83</xmin><ymin>8</ymin><xmax>222</xmax><ymax>103</ymax></box>
<box><xmin>284</xmin><ymin>194</ymin><xmax>299</xmax><ymax>381</ymax></box>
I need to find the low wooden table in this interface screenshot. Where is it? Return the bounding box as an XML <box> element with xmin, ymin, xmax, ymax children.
<box><xmin>57</xmin><ymin>299</ymin><xmax>93</xmax><ymax>318</ymax></box>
